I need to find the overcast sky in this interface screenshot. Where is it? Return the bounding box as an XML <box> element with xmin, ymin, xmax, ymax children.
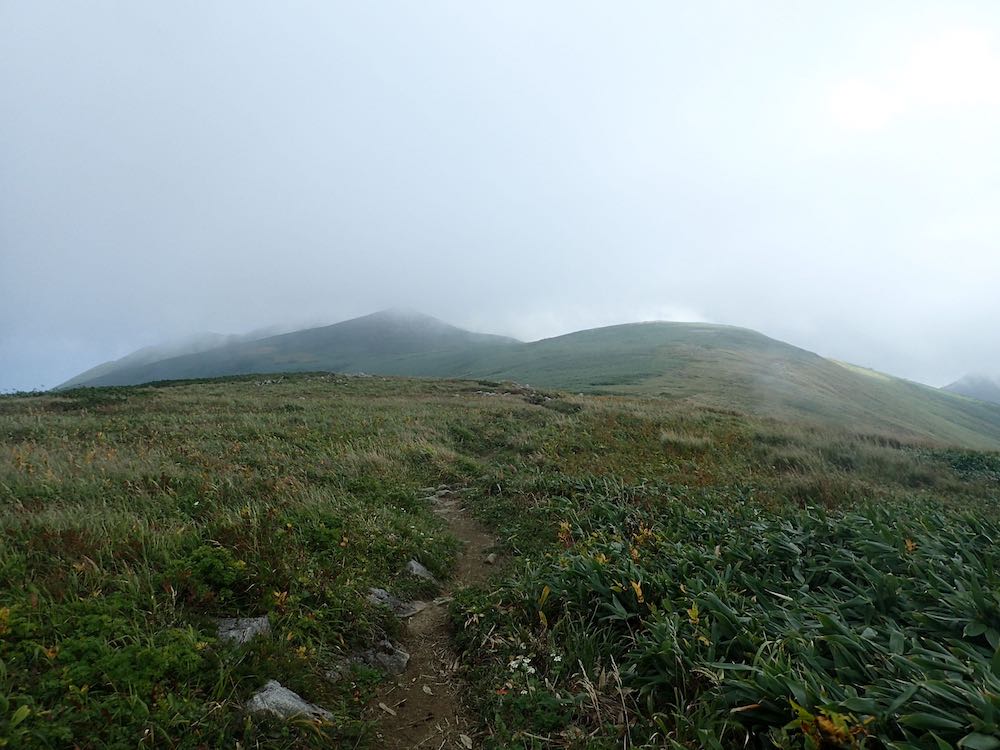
<box><xmin>2</xmin><ymin>1</ymin><xmax>999</xmax><ymax>391</ymax></box>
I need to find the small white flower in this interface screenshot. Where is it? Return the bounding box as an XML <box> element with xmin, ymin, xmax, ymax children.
<box><xmin>553</xmin><ymin>655</ymin><xmax>562</xmax><ymax>663</ymax></box>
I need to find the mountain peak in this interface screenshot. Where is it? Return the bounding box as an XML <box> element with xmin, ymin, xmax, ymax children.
<box><xmin>944</xmin><ymin>374</ymin><xmax>1000</xmax><ymax>405</ymax></box>
<box><xmin>361</xmin><ymin>308</ymin><xmax>451</xmax><ymax>326</ymax></box>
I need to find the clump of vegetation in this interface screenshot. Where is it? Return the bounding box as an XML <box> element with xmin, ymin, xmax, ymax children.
<box><xmin>1</xmin><ymin>374</ymin><xmax>998</xmax><ymax>747</ymax></box>
<box><xmin>456</xmin><ymin>483</ymin><xmax>1000</xmax><ymax>748</ymax></box>
<box><xmin>659</xmin><ymin>427</ymin><xmax>713</xmax><ymax>452</ymax></box>
<box><xmin>445</xmin><ymin>400</ymin><xmax>1000</xmax><ymax>748</ymax></box>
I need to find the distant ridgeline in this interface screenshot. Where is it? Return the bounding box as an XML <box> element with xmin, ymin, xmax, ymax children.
<box><xmin>945</xmin><ymin>374</ymin><xmax>1000</xmax><ymax>406</ymax></box>
<box><xmin>60</xmin><ymin>308</ymin><xmax>1000</xmax><ymax>449</ymax></box>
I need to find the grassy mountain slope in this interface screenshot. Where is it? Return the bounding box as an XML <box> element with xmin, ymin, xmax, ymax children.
<box><xmin>506</xmin><ymin>323</ymin><xmax>1000</xmax><ymax>449</ymax></box>
<box><xmin>3</xmin><ymin>375</ymin><xmax>1000</xmax><ymax>748</ymax></box>
<box><xmin>425</xmin><ymin>321</ymin><xmax>1000</xmax><ymax>449</ymax></box>
<box><xmin>61</xmin><ymin>313</ymin><xmax>1000</xmax><ymax>449</ymax></box>
<box><xmin>58</xmin><ymin>332</ymin><xmax>247</xmax><ymax>389</ymax></box>
<box><xmin>64</xmin><ymin>310</ymin><xmax>519</xmax><ymax>388</ymax></box>
<box><xmin>945</xmin><ymin>374</ymin><xmax>1000</xmax><ymax>405</ymax></box>
<box><xmin>56</xmin><ymin>326</ymin><xmax>299</xmax><ymax>390</ymax></box>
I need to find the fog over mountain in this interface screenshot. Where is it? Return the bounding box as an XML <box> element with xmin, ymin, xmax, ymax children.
<box><xmin>3</xmin><ymin>2</ymin><xmax>1000</xmax><ymax>391</ymax></box>
<box><xmin>945</xmin><ymin>375</ymin><xmax>1000</xmax><ymax>405</ymax></box>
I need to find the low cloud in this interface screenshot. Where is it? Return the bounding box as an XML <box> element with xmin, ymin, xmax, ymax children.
<box><xmin>3</xmin><ymin>3</ymin><xmax>999</xmax><ymax>391</ymax></box>
<box><xmin>829</xmin><ymin>27</ymin><xmax>1000</xmax><ymax>131</ymax></box>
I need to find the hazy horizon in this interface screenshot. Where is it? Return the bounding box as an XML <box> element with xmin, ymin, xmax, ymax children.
<box><xmin>24</xmin><ymin>306</ymin><xmax>994</xmax><ymax>393</ymax></box>
<box><xmin>3</xmin><ymin>2</ymin><xmax>1000</xmax><ymax>391</ymax></box>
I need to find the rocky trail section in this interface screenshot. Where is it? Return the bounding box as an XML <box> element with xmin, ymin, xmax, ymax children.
<box><xmin>367</xmin><ymin>486</ymin><xmax>496</xmax><ymax>749</ymax></box>
<box><xmin>238</xmin><ymin>485</ymin><xmax>496</xmax><ymax>747</ymax></box>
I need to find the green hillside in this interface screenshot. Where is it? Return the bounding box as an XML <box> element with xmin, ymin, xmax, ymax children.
<box><xmin>59</xmin><ymin>310</ymin><xmax>519</xmax><ymax>388</ymax></box>
<box><xmin>60</xmin><ymin>312</ymin><xmax>1000</xmax><ymax>449</ymax></box>
<box><xmin>58</xmin><ymin>332</ymin><xmax>253</xmax><ymax>389</ymax></box>
<box><xmin>465</xmin><ymin>323</ymin><xmax>1000</xmax><ymax>449</ymax></box>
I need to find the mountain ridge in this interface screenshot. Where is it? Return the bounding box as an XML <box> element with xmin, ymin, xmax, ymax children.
<box><xmin>57</xmin><ymin>310</ymin><xmax>519</xmax><ymax>389</ymax></box>
<box><xmin>58</xmin><ymin>309</ymin><xmax>1000</xmax><ymax>449</ymax></box>
<box><xmin>944</xmin><ymin>374</ymin><xmax>1000</xmax><ymax>406</ymax></box>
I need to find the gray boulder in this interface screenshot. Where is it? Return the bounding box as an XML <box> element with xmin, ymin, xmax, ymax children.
<box><xmin>404</xmin><ymin>559</ymin><xmax>440</xmax><ymax>584</ymax></box>
<box><xmin>366</xmin><ymin>587</ymin><xmax>427</xmax><ymax>618</ymax></box>
<box><xmin>357</xmin><ymin>638</ymin><xmax>410</xmax><ymax>674</ymax></box>
<box><xmin>326</xmin><ymin>639</ymin><xmax>410</xmax><ymax>681</ymax></box>
<box><xmin>217</xmin><ymin>616</ymin><xmax>270</xmax><ymax>644</ymax></box>
<box><xmin>246</xmin><ymin>680</ymin><xmax>333</xmax><ymax>722</ymax></box>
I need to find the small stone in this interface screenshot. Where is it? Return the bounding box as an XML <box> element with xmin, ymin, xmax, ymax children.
<box><xmin>422</xmin><ymin>684</ymin><xmax>433</xmax><ymax>695</ymax></box>
<box><xmin>366</xmin><ymin>587</ymin><xmax>393</xmax><ymax>608</ymax></box>
<box><xmin>366</xmin><ymin>587</ymin><xmax>427</xmax><ymax>617</ymax></box>
<box><xmin>246</xmin><ymin>680</ymin><xmax>333</xmax><ymax>722</ymax></box>
<box><xmin>358</xmin><ymin>639</ymin><xmax>410</xmax><ymax>675</ymax></box>
<box><xmin>460</xmin><ymin>734</ymin><xmax>474</xmax><ymax>749</ymax></box>
<box><xmin>485</xmin><ymin>553</ymin><xmax>498</xmax><ymax>565</ymax></box>
<box><xmin>325</xmin><ymin>660</ymin><xmax>352</xmax><ymax>682</ymax></box>
<box><xmin>326</xmin><ymin>639</ymin><xmax>410</xmax><ymax>681</ymax></box>
<box><xmin>216</xmin><ymin>616</ymin><xmax>270</xmax><ymax>644</ymax></box>
<box><xmin>398</xmin><ymin>600</ymin><xmax>429</xmax><ymax>617</ymax></box>
<box><xmin>404</xmin><ymin>559</ymin><xmax>439</xmax><ymax>584</ymax></box>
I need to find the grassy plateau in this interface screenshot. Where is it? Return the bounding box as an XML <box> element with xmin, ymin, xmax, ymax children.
<box><xmin>1</xmin><ymin>374</ymin><xmax>999</xmax><ymax>748</ymax></box>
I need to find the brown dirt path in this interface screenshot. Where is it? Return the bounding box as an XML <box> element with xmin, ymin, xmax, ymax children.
<box><xmin>367</xmin><ymin>488</ymin><xmax>495</xmax><ymax>749</ymax></box>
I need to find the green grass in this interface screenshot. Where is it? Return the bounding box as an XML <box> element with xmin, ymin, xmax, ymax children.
<box><xmin>1</xmin><ymin>376</ymin><xmax>473</xmax><ymax>747</ymax></box>
<box><xmin>455</xmin><ymin>490</ymin><xmax>1000</xmax><ymax>748</ymax></box>
<box><xmin>2</xmin><ymin>374</ymin><xmax>999</xmax><ymax>748</ymax></box>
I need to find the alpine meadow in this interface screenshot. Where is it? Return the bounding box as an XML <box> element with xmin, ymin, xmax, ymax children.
<box><xmin>2</xmin><ymin>366</ymin><xmax>1000</xmax><ymax>747</ymax></box>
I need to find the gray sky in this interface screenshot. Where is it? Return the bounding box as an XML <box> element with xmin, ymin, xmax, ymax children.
<box><xmin>2</xmin><ymin>1</ymin><xmax>999</xmax><ymax>391</ymax></box>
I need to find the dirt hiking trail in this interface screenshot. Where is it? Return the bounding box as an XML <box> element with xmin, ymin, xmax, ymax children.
<box><xmin>368</xmin><ymin>487</ymin><xmax>496</xmax><ymax>749</ymax></box>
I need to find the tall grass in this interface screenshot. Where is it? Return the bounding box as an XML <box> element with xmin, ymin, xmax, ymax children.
<box><xmin>2</xmin><ymin>374</ymin><xmax>998</xmax><ymax>747</ymax></box>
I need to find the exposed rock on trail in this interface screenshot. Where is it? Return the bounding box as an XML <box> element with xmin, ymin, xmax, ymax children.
<box><xmin>369</xmin><ymin>486</ymin><xmax>496</xmax><ymax>749</ymax></box>
<box><xmin>246</xmin><ymin>680</ymin><xmax>333</xmax><ymax>722</ymax></box>
<box><xmin>360</xmin><ymin>639</ymin><xmax>412</xmax><ymax>676</ymax></box>
<box><xmin>367</xmin><ymin>587</ymin><xmax>429</xmax><ymax>618</ymax></box>
<box><xmin>328</xmin><ymin>639</ymin><xmax>413</xmax><ymax>682</ymax></box>
<box><xmin>404</xmin><ymin>559</ymin><xmax>441</xmax><ymax>584</ymax></box>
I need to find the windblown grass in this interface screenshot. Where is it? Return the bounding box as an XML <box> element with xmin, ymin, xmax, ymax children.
<box><xmin>2</xmin><ymin>374</ymin><xmax>998</xmax><ymax>748</ymax></box>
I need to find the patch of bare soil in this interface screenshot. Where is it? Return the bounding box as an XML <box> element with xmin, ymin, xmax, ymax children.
<box><xmin>368</xmin><ymin>489</ymin><xmax>496</xmax><ymax>749</ymax></box>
